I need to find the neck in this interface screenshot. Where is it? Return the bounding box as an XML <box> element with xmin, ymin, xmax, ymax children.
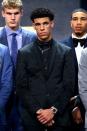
<box><xmin>73</xmin><ymin>32</ymin><xmax>87</xmax><ymax>38</ymax></box>
<box><xmin>6</xmin><ymin>25</ymin><xmax>20</xmax><ymax>31</ymax></box>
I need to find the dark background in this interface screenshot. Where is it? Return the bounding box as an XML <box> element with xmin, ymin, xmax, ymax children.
<box><xmin>0</xmin><ymin>0</ymin><xmax>87</xmax><ymax>40</ymax></box>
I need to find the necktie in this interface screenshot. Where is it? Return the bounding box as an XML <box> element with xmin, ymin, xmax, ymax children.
<box><xmin>73</xmin><ymin>38</ymin><xmax>86</xmax><ymax>47</ymax></box>
<box><xmin>11</xmin><ymin>33</ymin><xmax>18</xmax><ymax>67</ymax></box>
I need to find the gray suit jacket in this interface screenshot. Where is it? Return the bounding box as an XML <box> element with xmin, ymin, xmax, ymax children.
<box><xmin>78</xmin><ymin>48</ymin><xmax>87</xmax><ymax>128</ymax></box>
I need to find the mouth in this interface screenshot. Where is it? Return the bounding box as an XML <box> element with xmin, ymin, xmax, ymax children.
<box><xmin>75</xmin><ymin>27</ymin><xmax>83</xmax><ymax>32</ymax></box>
<box><xmin>10</xmin><ymin>21</ymin><xmax>16</xmax><ymax>24</ymax></box>
<box><xmin>39</xmin><ymin>32</ymin><xmax>47</xmax><ymax>36</ymax></box>
<box><xmin>75</xmin><ymin>26</ymin><xmax>82</xmax><ymax>29</ymax></box>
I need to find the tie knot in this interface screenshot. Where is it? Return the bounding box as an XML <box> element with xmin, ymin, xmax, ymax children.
<box><xmin>73</xmin><ymin>38</ymin><xmax>86</xmax><ymax>47</ymax></box>
<box><xmin>12</xmin><ymin>33</ymin><xmax>17</xmax><ymax>37</ymax></box>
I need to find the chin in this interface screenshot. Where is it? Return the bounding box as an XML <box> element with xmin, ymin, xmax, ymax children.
<box><xmin>9</xmin><ymin>25</ymin><xmax>17</xmax><ymax>30</ymax></box>
<box><xmin>75</xmin><ymin>32</ymin><xmax>83</xmax><ymax>37</ymax></box>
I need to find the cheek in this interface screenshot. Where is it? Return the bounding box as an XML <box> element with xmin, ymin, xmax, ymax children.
<box><xmin>5</xmin><ymin>17</ymin><xmax>10</xmax><ymax>23</ymax></box>
<box><xmin>16</xmin><ymin>16</ymin><xmax>21</xmax><ymax>21</ymax></box>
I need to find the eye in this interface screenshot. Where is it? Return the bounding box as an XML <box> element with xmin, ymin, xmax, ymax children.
<box><xmin>43</xmin><ymin>22</ymin><xmax>49</xmax><ymax>26</ymax></box>
<box><xmin>14</xmin><ymin>12</ymin><xmax>20</xmax><ymax>15</ymax></box>
<box><xmin>80</xmin><ymin>17</ymin><xmax>87</xmax><ymax>21</ymax></box>
<box><xmin>34</xmin><ymin>23</ymin><xmax>40</xmax><ymax>27</ymax></box>
<box><xmin>72</xmin><ymin>17</ymin><xmax>78</xmax><ymax>21</ymax></box>
<box><xmin>6</xmin><ymin>12</ymin><xmax>12</xmax><ymax>15</ymax></box>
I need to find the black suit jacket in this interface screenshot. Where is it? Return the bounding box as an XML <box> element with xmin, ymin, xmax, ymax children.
<box><xmin>16</xmin><ymin>39</ymin><xmax>75</xmax><ymax>127</ymax></box>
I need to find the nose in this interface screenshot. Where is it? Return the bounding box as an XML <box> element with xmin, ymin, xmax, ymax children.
<box><xmin>40</xmin><ymin>24</ymin><xmax>45</xmax><ymax>30</ymax></box>
<box><xmin>11</xmin><ymin>13</ymin><xmax>15</xmax><ymax>19</ymax></box>
<box><xmin>77</xmin><ymin>19</ymin><xmax>81</xmax><ymax>24</ymax></box>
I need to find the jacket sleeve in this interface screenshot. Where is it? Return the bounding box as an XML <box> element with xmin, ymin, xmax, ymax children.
<box><xmin>0</xmin><ymin>47</ymin><xmax>13</xmax><ymax>108</ymax></box>
<box><xmin>53</xmin><ymin>48</ymin><xmax>75</xmax><ymax>114</ymax></box>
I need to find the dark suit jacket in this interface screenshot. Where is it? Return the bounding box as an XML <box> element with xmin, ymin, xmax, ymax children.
<box><xmin>16</xmin><ymin>39</ymin><xmax>75</xmax><ymax>127</ymax></box>
<box><xmin>60</xmin><ymin>36</ymin><xmax>87</xmax><ymax>119</ymax></box>
<box><xmin>60</xmin><ymin>36</ymin><xmax>78</xmax><ymax>94</ymax></box>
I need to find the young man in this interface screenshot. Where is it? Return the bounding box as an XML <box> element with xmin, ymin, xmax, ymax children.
<box><xmin>0</xmin><ymin>44</ymin><xmax>12</xmax><ymax>130</ymax></box>
<box><xmin>0</xmin><ymin>0</ymin><xmax>36</xmax><ymax>130</ymax></box>
<box><xmin>61</xmin><ymin>8</ymin><xmax>87</xmax><ymax>131</ymax></box>
<box><xmin>16</xmin><ymin>8</ymin><xmax>75</xmax><ymax>131</ymax></box>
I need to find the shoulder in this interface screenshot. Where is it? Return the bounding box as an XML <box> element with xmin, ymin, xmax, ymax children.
<box><xmin>60</xmin><ymin>36</ymin><xmax>71</xmax><ymax>42</ymax></box>
<box><xmin>0</xmin><ymin>27</ymin><xmax>4</xmax><ymax>36</ymax></box>
<box><xmin>19</xmin><ymin>41</ymin><xmax>34</xmax><ymax>53</ymax></box>
<box><xmin>55</xmin><ymin>40</ymin><xmax>71</xmax><ymax>53</ymax></box>
<box><xmin>22</xmin><ymin>28</ymin><xmax>36</xmax><ymax>37</ymax></box>
<box><xmin>60</xmin><ymin>36</ymin><xmax>72</xmax><ymax>46</ymax></box>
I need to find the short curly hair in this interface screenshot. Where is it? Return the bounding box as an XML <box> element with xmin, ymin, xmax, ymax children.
<box><xmin>30</xmin><ymin>8</ymin><xmax>54</xmax><ymax>22</ymax></box>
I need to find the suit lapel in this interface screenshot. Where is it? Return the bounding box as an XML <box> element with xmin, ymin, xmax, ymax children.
<box><xmin>68</xmin><ymin>36</ymin><xmax>78</xmax><ymax>67</ymax></box>
<box><xmin>32</xmin><ymin>41</ymin><xmax>43</xmax><ymax>69</ymax></box>
<box><xmin>21</xmin><ymin>29</ymin><xmax>28</xmax><ymax>47</ymax></box>
<box><xmin>47</xmin><ymin>40</ymin><xmax>57</xmax><ymax>77</ymax></box>
<box><xmin>0</xmin><ymin>27</ymin><xmax>8</xmax><ymax>46</ymax></box>
<box><xmin>84</xmin><ymin>38</ymin><xmax>87</xmax><ymax>48</ymax></box>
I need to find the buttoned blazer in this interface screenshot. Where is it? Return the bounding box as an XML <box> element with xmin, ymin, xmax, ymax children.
<box><xmin>16</xmin><ymin>39</ymin><xmax>75</xmax><ymax>126</ymax></box>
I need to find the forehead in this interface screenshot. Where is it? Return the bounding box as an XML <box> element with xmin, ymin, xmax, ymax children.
<box><xmin>72</xmin><ymin>12</ymin><xmax>87</xmax><ymax>18</ymax></box>
<box><xmin>34</xmin><ymin>17</ymin><xmax>50</xmax><ymax>23</ymax></box>
<box><xmin>4</xmin><ymin>7</ymin><xmax>21</xmax><ymax>12</ymax></box>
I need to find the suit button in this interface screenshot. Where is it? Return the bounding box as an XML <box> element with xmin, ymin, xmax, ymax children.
<box><xmin>44</xmin><ymin>66</ymin><xmax>47</xmax><ymax>70</ymax></box>
<box><xmin>46</xmin><ymin>94</ymin><xmax>50</xmax><ymax>97</ymax></box>
<box><xmin>44</xmin><ymin>58</ymin><xmax>47</xmax><ymax>62</ymax></box>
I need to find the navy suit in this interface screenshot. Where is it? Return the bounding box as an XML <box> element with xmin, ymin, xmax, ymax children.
<box><xmin>61</xmin><ymin>36</ymin><xmax>87</xmax><ymax>131</ymax></box>
<box><xmin>0</xmin><ymin>27</ymin><xmax>36</xmax><ymax>48</ymax></box>
<box><xmin>0</xmin><ymin>27</ymin><xmax>36</xmax><ymax>131</ymax></box>
<box><xmin>0</xmin><ymin>44</ymin><xmax>12</xmax><ymax>130</ymax></box>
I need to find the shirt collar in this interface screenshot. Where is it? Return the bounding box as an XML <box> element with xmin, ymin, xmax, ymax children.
<box><xmin>72</xmin><ymin>33</ymin><xmax>87</xmax><ymax>39</ymax></box>
<box><xmin>5</xmin><ymin>26</ymin><xmax>22</xmax><ymax>36</ymax></box>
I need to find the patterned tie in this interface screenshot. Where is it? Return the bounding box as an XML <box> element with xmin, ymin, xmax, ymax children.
<box><xmin>11</xmin><ymin>33</ymin><xmax>18</xmax><ymax>67</ymax></box>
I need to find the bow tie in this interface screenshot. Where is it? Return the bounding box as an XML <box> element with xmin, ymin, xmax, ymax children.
<box><xmin>73</xmin><ymin>38</ymin><xmax>86</xmax><ymax>47</ymax></box>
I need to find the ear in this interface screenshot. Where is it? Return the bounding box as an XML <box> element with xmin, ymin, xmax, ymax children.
<box><xmin>32</xmin><ymin>22</ymin><xmax>36</xmax><ymax>30</ymax></box>
<box><xmin>21</xmin><ymin>9</ymin><xmax>23</xmax><ymax>16</ymax></box>
<box><xmin>51</xmin><ymin>21</ymin><xmax>54</xmax><ymax>28</ymax></box>
<box><xmin>70</xmin><ymin>20</ymin><xmax>72</xmax><ymax>28</ymax></box>
<box><xmin>2</xmin><ymin>10</ymin><xmax>5</xmax><ymax>17</ymax></box>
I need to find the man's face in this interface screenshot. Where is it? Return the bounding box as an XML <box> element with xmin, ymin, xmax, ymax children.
<box><xmin>2</xmin><ymin>7</ymin><xmax>23</xmax><ymax>30</ymax></box>
<box><xmin>71</xmin><ymin>12</ymin><xmax>87</xmax><ymax>37</ymax></box>
<box><xmin>33</xmin><ymin>17</ymin><xmax>54</xmax><ymax>42</ymax></box>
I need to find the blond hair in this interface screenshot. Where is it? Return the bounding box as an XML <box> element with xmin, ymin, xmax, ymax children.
<box><xmin>1</xmin><ymin>0</ymin><xmax>23</xmax><ymax>10</ymax></box>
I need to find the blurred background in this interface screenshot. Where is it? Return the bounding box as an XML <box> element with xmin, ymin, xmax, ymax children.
<box><xmin>0</xmin><ymin>0</ymin><xmax>86</xmax><ymax>40</ymax></box>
